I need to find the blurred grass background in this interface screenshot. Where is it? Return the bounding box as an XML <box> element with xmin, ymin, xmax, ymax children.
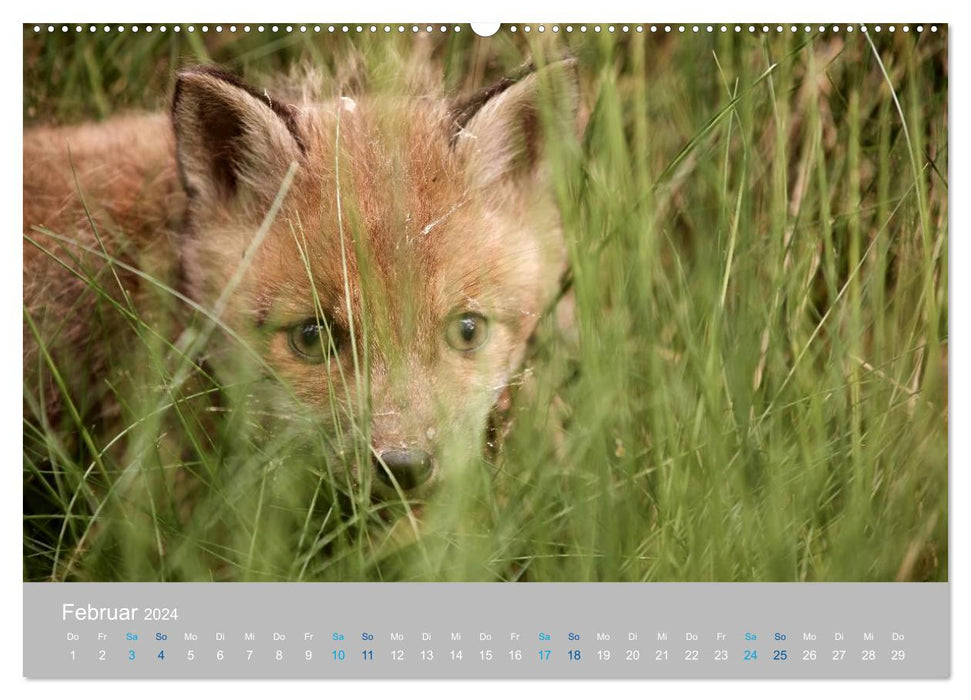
<box><xmin>23</xmin><ymin>24</ymin><xmax>947</xmax><ymax>582</ymax></box>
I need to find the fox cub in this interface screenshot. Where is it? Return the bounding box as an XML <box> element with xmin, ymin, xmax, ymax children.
<box><xmin>23</xmin><ymin>59</ymin><xmax>579</xmax><ymax>496</ymax></box>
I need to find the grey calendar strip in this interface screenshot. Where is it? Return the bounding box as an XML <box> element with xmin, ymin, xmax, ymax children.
<box><xmin>24</xmin><ymin>582</ymin><xmax>949</xmax><ymax>679</ymax></box>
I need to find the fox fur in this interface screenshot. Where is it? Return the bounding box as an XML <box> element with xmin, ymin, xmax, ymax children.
<box><xmin>23</xmin><ymin>59</ymin><xmax>579</xmax><ymax>494</ymax></box>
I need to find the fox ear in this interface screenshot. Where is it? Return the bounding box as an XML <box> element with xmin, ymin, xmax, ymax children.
<box><xmin>172</xmin><ymin>67</ymin><xmax>304</xmax><ymax>205</ymax></box>
<box><xmin>453</xmin><ymin>59</ymin><xmax>579</xmax><ymax>193</ymax></box>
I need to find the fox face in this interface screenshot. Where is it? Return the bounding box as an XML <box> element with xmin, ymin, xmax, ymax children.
<box><xmin>172</xmin><ymin>62</ymin><xmax>578</xmax><ymax>495</ymax></box>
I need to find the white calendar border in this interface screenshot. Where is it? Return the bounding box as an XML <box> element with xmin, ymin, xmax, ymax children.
<box><xmin>3</xmin><ymin>0</ymin><xmax>964</xmax><ymax>697</ymax></box>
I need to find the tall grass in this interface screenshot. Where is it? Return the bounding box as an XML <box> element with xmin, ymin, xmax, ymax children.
<box><xmin>23</xmin><ymin>25</ymin><xmax>947</xmax><ymax>582</ymax></box>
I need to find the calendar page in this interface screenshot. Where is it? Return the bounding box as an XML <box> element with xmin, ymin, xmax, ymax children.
<box><xmin>21</xmin><ymin>19</ymin><xmax>949</xmax><ymax>680</ymax></box>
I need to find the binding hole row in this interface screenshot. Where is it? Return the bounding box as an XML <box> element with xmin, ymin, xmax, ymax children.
<box><xmin>30</xmin><ymin>24</ymin><xmax>940</xmax><ymax>35</ymax></box>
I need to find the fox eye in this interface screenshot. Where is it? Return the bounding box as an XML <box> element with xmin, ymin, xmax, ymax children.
<box><xmin>445</xmin><ymin>312</ymin><xmax>490</xmax><ymax>353</ymax></box>
<box><xmin>287</xmin><ymin>318</ymin><xmax>338</xmax><ymax>363</ymax></box>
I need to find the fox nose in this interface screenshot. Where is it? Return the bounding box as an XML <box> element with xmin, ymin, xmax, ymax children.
<box><xmin>374</xmin><ymin>449</ymin><xmax>434</xmax><ymax>491</ymax></box>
